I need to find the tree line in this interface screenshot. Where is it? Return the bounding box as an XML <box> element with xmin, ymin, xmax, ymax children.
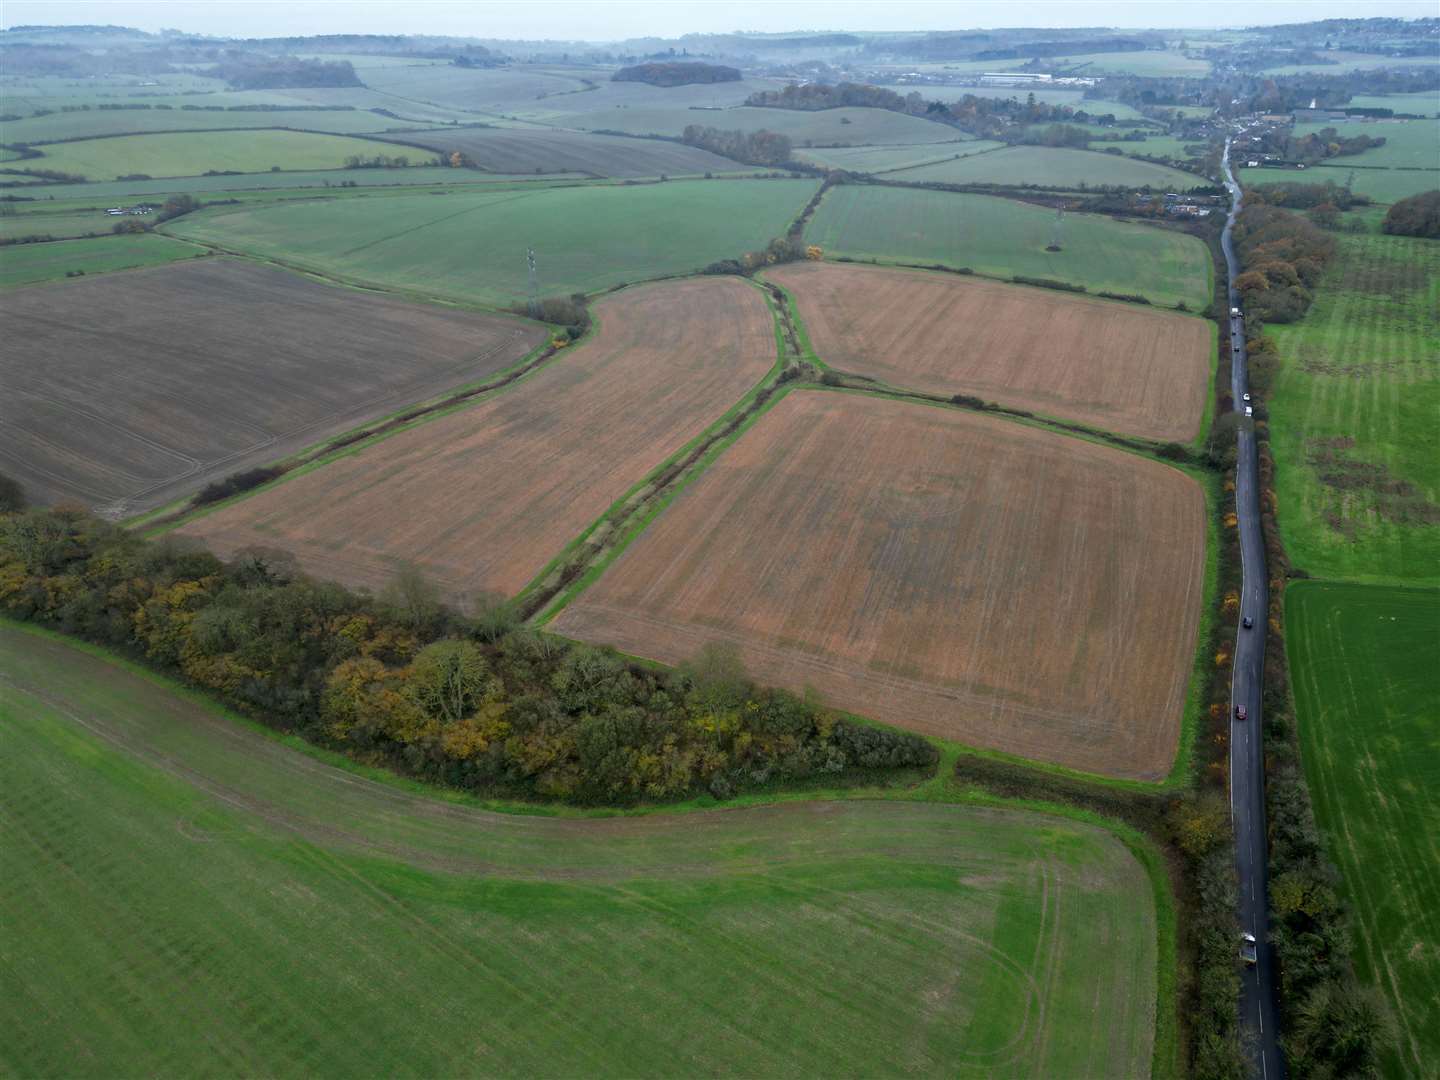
<box><xmin>742</xmin><ymin>82</ymin><xmax>1123</xmax><ymax>142</ymax></box>
<box><xmin>0</xmin><ymin>503</ymin><xmax>936</xmax><ymax>806</ymax></box>
<box><xmin>1232</xmin><ymin>203</ymin><xmax>1336</xmax><ymax>325</ymax></box>
<box><xmin>681</xmin><ymin>125</ymin><xmax>792</xmax><ymax>167</ymax></box>
<box><xmin>613</xmin><ymin>62</ymin><xmax>740</xmax><ymax>87</ymax></box>
<box><xmin>205</xmin><ymin>55</ymin><xmax>361</xmax><ymax>90</ymax></box>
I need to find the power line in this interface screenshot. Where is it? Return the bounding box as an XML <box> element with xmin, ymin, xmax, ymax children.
<box><xmin>526</xmin><ymin>247</ymin><xmax>539</xmax><ymax>319</ymax></box>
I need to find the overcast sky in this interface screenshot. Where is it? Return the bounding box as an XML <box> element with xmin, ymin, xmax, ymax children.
<box><xmin>3</xmin><ymin>0</ymin><xmax>1436</xmax><ymax>41</ymax></box>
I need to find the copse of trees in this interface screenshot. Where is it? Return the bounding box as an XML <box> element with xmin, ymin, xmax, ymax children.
<box><xmin>1248</xmin><ymin>179</ymin><xmax>1369</xmax><ymax>212</ymax></box>
<box><xmin>1381</xmin><ymin>189</ymin><xmax>1440</xmax><ymax>238</ymax></box>
<box><xmin>613</xmin><ymin>61</ymin><xmax>740</xmax><ymax>87</ymax></box>
<box><xmin>682</xmin><ymin>125</ymin><xmax>792</xmax><ymax>167</ymax></box>
<box><xmin>206</xmin><ymin>55</ymin><xmax>361</xmax><ymax>90</ymax></box>
<box><xmin>1232</xmin><ymin>204</ymin><xmax>1335</xmax><ymax>324</ymax></box>
<box><xmin>743</xmin><ymin>81</ymin><xmax>1097</xmax><ymax>141</ymax></box>
<box><xmin>1283</xmin><ymin>125</ymin><xmax>1386</xmax><ymax>164</ymax></box>
<box><xmin>0</xmin><ymin>507</ymin><xmax>936</xmax><ymax>806</ymax></box>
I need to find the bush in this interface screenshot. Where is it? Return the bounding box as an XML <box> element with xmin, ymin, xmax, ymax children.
<box><xmin>1012</xmin><ymin>275</ymin><xmax>1086</xmax><ymax>293</ymax></box>
<box><xmin>0</xmin><ymin>473</ymin><xmax>25</xmax><ymax>513</ymax></box>
<box><xmin>192</xmin><ymin>466</ymin><xmax>284</xmax><ymax>507</ymax></box>
<box><xmin>1381</xmin><ymin>189</ymin><xmax>1440</xmax><ymax>238</ymax></box>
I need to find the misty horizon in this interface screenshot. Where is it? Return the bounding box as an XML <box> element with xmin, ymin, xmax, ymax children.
<box><xmin>3</xmin><ymin>0</ymin><xmax>1438</xmax><ymax>43</ymax></box>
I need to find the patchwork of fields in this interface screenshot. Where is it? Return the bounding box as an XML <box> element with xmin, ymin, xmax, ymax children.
<box><xmin>551</xmin><ymin>391</ymin><xmax>1205</xmax><ymax>780</ymax></box>
<box><xmin>768</xmin><ymin>262</ymin><xmax>1212</xmax><ymax>440</ymax></box>
<box><xmin>1287</xmin><ymin>582</ymin><xmax>1440</xmax><ymax>1078</ymax></box>
<box><xmin>542</xmin><ymin>104</ymin><xmax>959</xmax><ymax>145</ymax></box>
<box><xmin>1293</xmin><ymin>117</ymin><xmax>1440</xmax><ymax>204</ymax></box>
<box><xmin>804</xmin><ymin>185</ymin><xmax>1212</xmax><ymax>309</ymax></box>
<box><xmin>1266</xmin><ymin>232</ymin><xmax>1439</xmax><ymax>585</ymax></box>
<box><xmin>178</xmin><ymin>277</ymin><xmax>776</xmax><ymax>604</ymax></box>
<box><xmin>166</xmin><ymin>178</ymin><xmax>819</xmax><ymax>306</ymax></box>
<box><xmin>0</xmin><ymin>259</ymin><xmax>544</xmax><ymax>512</ymax></box>
<box><xmin>0</xmin><ymin>106</ymin><xmax>445</xmax><ymax>142</ymax></box>
<box><xmin>0</xmin><ymin>625</ymin><xmax>1158</xmax><ymax>1078</ymax></box>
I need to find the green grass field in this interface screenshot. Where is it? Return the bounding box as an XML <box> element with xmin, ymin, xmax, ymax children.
<box><xmin>884</xmin><ymin>145</ymin><xmax>1205</xmax><ymax>191</ymax></box>
<box><xmin>166</xmin><ymin>178</ymin><xmax>817</xmax><ymax>306</ymax></box>
<box><xmin>1287</xmin><ymin>581</ymin><xmax>1440</xmax><ymax>1078</ymax></box>
<box><xmin>1347</xmin><ymin>91</ymin><xmax>1440</xmax><ymax>117</ymax></box>
<box><xmin>0</xmin><ymin>624</ymin><xmax>1159</xmax><ymax>1078</ymax></box>
<box><xmin>0</xmin><ymin>209</ymin><xmax>121</xmax><ymax>241</ymax></box>
<box><xmin>0</xmin><ymin>233</ymin><xmax>203</xmax><ymax>288</ymax></box>
<box><xmin>804</xmin><ymin>185</ymin><xmax>1212</xmax><ymax>309</ymax></box>
<box><xmin>1303</xmin><ymin>164</ymin><xmax>1439</xmax><ymax>205</ymax></box>
<box><xmin>547</xmin><ymin>105</ymin><xmax>959</xmax><ymax>146</ymax></box>
<box><xmin>791</xmin><ymin>141</ymin><xmax>1004</xmax><ymax>172</ymax></box>
<box><xmin>0</xmin><ymin>107</ymin><xmax>446</xmax><ymax>144</ymax></box>
<box><xmin>4</xmin><ymin>166</ymin><xmax>587</xmax><ymax>202</ymax></box>
<box><xmin>1266</xmin><ymin>232</ymin><xmax>1439</xmax><ymax>585</ymax></box>
<box><xmin>1263</xmin><ymin>51</ymin><xmax>1440</xmax><ymax>77</ymax></box>
<box><xmin>1051</xmin><ymin>50</ymin><xmax>1212</xmax><ymax>77</ymax></box>
<box><xmin>1295</xmin><ymin>118</ymin><xmax>1440</xmax><ymax>171</ymax></box>
<box><xmin>26</xmin><ymin>130</ymin><xmax>421</xmax><ymax>181</ymax></box>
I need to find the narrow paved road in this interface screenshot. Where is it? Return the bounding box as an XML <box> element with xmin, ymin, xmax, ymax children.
<box><xmin>1221</xmin><ymin>138</ymin><xmax>1285</xmax><ymax>1080</ymax></box>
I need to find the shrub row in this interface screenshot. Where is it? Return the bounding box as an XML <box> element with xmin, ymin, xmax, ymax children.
<box><xmin>0</xmin><ymin>505</ymin><xmax>937</xmax><ymax>807</ymax></box>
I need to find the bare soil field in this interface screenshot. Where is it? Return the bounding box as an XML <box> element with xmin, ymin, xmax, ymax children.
<box><xmin>0</xmin><ymin>259</ymin><xmax>544</xmax><ymax>514</ymax></box>
<box><xmin>179</xmin><ymin>277</ymin><xmax>776</xmax><ymax>605</ymax></box>
<box><xmin>374</xmin><ymin>127</ymin><xmax>751</xmax><ymax>177</ymax></box>
<box><xmin>551</xmin><ymin>391</ymin><xmax>1206</xmax><ymax>780</ymax></box>
<box><xmin>767</xmin><ymin>262</ymin><xmax>1211</xmax><ymax>441</ymax></box>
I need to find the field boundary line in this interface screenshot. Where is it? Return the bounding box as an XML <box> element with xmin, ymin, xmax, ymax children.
<box><xmin>519</xmin><ymin>293</ymin><xmax>793</xmax><ymax>624</ymax></box>
<box><xmin>135</xmin><ymin>330</ymin><xmax>565</xmax><ymax>535</ymax></box>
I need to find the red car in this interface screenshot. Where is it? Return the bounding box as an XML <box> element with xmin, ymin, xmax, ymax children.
<box><xmin>1235</xmin><ymin>705</ymin><xmax>1248</xmax><ymax>721</ymax></box>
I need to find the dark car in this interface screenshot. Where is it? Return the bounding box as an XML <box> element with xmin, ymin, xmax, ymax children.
<box><xmin>1236</xmin><ymin>704</ymin><xmax>1248</xmax><ymax>721</ymax></box>
<box><xmin>1242</xmin><ymin>616</ymin><xmax>1254</xmax><ymax>629</ymax></box>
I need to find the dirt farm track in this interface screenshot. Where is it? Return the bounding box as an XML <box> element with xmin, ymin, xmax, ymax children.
<box><xmin>179</xmin><ymin>276</ymin><xmax>777</xmax><ymax>605</ymax></box>
<box><xmin>767</xmin><ymin>262</ymin><xmax>1213</xmax><ymax>442</ymax></box>
<box><xmin>552</xmin><ymin>390</ymin><xmax>1207</xmax><ymax>780</ymax></box>
<box><xmin>0</xmin><ymin>258</ymin><xmax>545</xmax><ymax>513</ymax></box>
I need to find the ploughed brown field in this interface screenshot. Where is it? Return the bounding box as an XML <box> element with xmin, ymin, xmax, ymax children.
<box><xmin>0</xmin><ymin>258</ymin><xmax>544</xmax><ymax>514</ymax></box>
<box><xmin>550</xmin><ymin>390</ymin><xmax>1206</xmax><ymax>780</ymax></box>
<box><xmin>180</xmin><ymin>276</ymin><xmax>776</xmax><ymax>605</ymax></box>
<box><xmin>767</xmin><ymin>261</ymin><xmax>1212</xmax><ymax>442</ymax></box>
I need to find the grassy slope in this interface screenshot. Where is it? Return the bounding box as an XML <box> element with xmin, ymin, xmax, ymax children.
<box><xmin>1266</xmin><ymin>232</ymin><xmax>1440</xmax><ymax>585</ymax></box>
<box><xmin>1295</xmin><ymin>118</ymin><xmax>1440</xmax><ymax>204</ymax></box>
<box><xmin>0</xmin><ymin>624</ymin><xmax>1159</xmax><ymax>1079</ymax></box>
<box><xmin>5</xmin><ymin>167</ymin><xmax>585</xmax><ymax>201</ymax></box>
<box><xmin>885</xmin><ymin>145</ymin><xmax>1205</xmax><ymax>191</ymax></box>
<box><xmin>791</xmin><ymin>141</ymin><xmax>1005</xmax><ymax>172</ymax></box>
<box><xmin>547</xmin><ymin>105</ymin><xmax>959</xmax><ymax>145</ymax></box>
<box><xmin>166</xmin><ymin>178</ymin><xmax>818</xmax><ymax>306</ymax></box>
<box><xmin>1305</xmin><ymin>164</ymin><xmax>1439</xmax><ymax>205</ymax></box>
<box><xmin>1294</xmin><ymin>118</ymin><xmax>1439</xmax><ymax>171</ymax></box>
<box><xmin>29</xmin><ymin>129</ymin><xmax>416</xmax><ymax>180</ymax></box>
<box><xmin>804</xmin><ymin>185</ymin><xmax>1212</xmax><ymax>309</ymax></box>
<box><xmin>0</xmin><ymin>234</ymin><xmax>203</xmax><ymax>288</ymax></box>
<box><xmin>0</xmin><ymin>209</ymin><xmax>125</xmax><ymax>241</ymax></box>
<box><xmin>0</xmin><ymin>108</ymin><xmax>443</xmax><ymax>142</ymax></box>
<box><xmin>1051</xmin><ymin>51</ymin><xmax>1212</xmax><ymax>77</ymax></box>
<box><xmin>1286</xmin><ymin>581</ymin><xmax>1440</xmax><ymax>1078</ymax></box>
<box><xmin>1347</xmin><ymin>91</ymin><xmax>1440</xmax><ymax>116</ymax></box>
